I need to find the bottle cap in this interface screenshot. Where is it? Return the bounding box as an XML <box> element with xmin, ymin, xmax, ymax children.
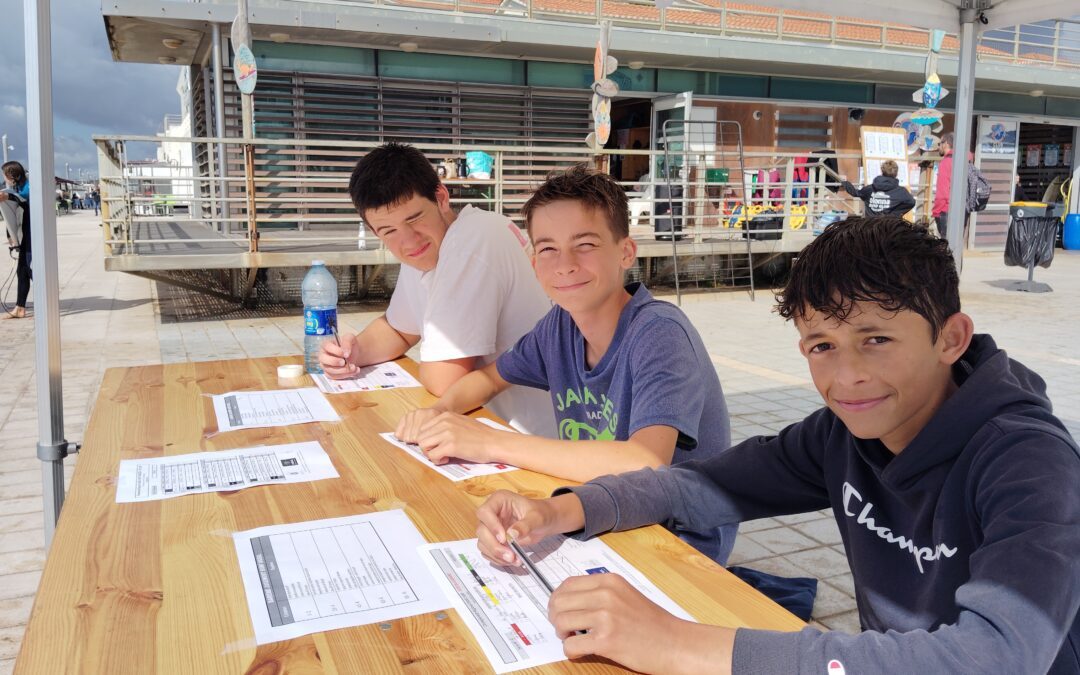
<box><xmin>277</xmin><ymin>364</ymin><xmax>305</xmax><ymax>379</ymax></box>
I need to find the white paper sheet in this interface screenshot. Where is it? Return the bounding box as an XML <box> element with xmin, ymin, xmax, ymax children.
<box><xmin>115</xmin><ymin>441</ymin><xmax>338</xmax><ymax>503</ymax></box>
<box><xmin>418</xmin><ymin>535</ymin><xmax>694</xmax><ymax>673</ymax></box>
<box><xmin>380</xmin><ymin>418</ymin><xmax>519</xmax><ymax>481</ymax></box>
<box><xmin>233</xmin><ymin>510</ymin><xmax>450</xmax><ymax>645</ymax></box>
<box><xmin>311</xmin><ymin>361</ymin><xmax>422</xmax><ymax>394</ymax></box>
<box><xmin>211</xmin><ymin>387</ymin><xmax>340</xmax><ymax>432</ymax></box>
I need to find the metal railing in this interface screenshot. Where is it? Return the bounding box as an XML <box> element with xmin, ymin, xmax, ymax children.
<box><xmin>94</xmin><ymin>134</ymin><xmax>941</xmax><ymax>282</ymax></box>
<box><xmin>275</xmin><ymin>0</ymin><xmax>1080</xmax><ymax>71</ymax></box>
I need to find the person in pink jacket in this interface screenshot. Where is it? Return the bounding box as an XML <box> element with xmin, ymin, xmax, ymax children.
<box><xmin>932</xmin><ymin>132</ymin><xmax>973</xmax><ymax>247</ymax></box>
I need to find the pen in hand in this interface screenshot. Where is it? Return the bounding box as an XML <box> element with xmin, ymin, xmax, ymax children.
<box><xmin>508</xmin><ymin>539</ymin><xmax>587</xmax><ymax>635</ymax></box>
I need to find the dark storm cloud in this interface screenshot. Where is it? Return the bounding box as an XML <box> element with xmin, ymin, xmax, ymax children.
<box><xmin>0</xmin><ymin>0</ymin><xmax>180</xmax><ymax>177</ymax></box>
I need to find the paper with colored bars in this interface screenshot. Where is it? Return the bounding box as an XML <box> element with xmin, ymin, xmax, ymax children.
<box><xmin>312</xmin><ymin>361</ymin><xmax>422</xmax><ymax>394</ymax></box>
<box><xmin>115</xmin><ymin>441</ymin><xmax>338</xmax><ymax>503</ymax></box>
<box><xmin>210</xmin><ymin>387</ymin><xmax>340</xmax><ymax>432</ymax></box>
<box><xmin>418</xmin><ymin>535</ymin><xmax>694</xmax><ymax>673</ymax></box>
<box><xmin>233</xmin><ymin>510</ymin><xmax>450</xmax><ymax>645</ymax></box>
<box><xmin>380</xmin><ymin>417</ymin><xmax>519</xmax><ymax>481</ymax></box>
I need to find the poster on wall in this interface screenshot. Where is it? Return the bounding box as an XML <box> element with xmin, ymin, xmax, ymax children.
<box><xmin>860</xmin><ymin>126</ymin><xmax>911</xmax><ymax>186</ymax></box>
<box><xmin>1026</xmin><ymin>144</ymin><xmax>1043</xmax><ymax>168</ymax></box>
<box><xmin>978</xmin><ymin>120</ymin><xmax>1017</xmax><ymax>155</ymax></box>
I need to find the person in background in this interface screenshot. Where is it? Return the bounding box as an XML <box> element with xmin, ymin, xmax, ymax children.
<box><xmin>841</xmin><ymin>160</ymin><xmax>915</xmax><ymax>217</ymax></box>
<box><xmin>0</xmin><ymin>161</ymin><xmax>32</xmax><ymax>319</ymax></box>
<box><xmin>932</xmin><ymin>132</ymin><xmax>973</xmax><ymax>245</ymax></box>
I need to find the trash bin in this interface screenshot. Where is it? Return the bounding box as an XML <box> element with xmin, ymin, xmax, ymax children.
<box><xmin>1005</xmin><ymin>202</ymin><xmax>1059</xmax><ymax>293</ymax></box>
<box><xmin>1064</xmin><ymin>213</ymin><xmax>1080</xmax><ymax>251</ymax></box>
<box><xmin>747</xmin><ymin>209</ymin><xmax>784</xmax><ymax>241</ymax></box>
<box><xmin>654</xmin><ymin>183</ymin><xmax>684</xmax><ymax>240</ymax></box>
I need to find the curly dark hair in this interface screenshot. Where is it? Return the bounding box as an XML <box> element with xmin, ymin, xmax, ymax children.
<box><xmin>522</xmin><ymin>163</ymin><xmax>629</xmax><ymax>240</ymax></box>
<box><xmin>347</xmin><ymin>142</ymin><xmax>439</xmax><ymax>218</ymax></box>
<box><xmin>775</xmin><ymin>217</ymin><xmax>960</xmax><ymax>340</ymax></box>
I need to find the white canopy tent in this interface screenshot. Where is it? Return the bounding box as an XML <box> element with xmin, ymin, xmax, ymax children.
<box><xmin>23</xmin><ymin>0</ymin><xmax>1080</xmax><ymax>545</ymax></box>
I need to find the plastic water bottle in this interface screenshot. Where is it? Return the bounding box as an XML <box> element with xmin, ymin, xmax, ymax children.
<box><xmin>302</xmin><ymin>261</ymin><xmax>338</xmax><ymax>374</ymax></box>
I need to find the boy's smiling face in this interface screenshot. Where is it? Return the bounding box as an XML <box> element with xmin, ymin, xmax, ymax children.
<box><xmin>796</xmin><ymin>301</ymin><xmax>972</xmax><ymax>454</ymax></box>
<box><xmin>529</xmin><ymin>200</ymin><xmax>636</xmax><ymax>315</ymax></box>
<box><xmin>365</xmin><ymin>185</ymin><xmax>454</xmax><ymax>273</ymax></box>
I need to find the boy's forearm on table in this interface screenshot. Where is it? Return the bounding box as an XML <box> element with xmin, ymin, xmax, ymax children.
<box><xmin>495</xmin><ymin>436</ymin><xmax>666</xmax><ymax>484</ymax></box>
<box><xmin>435</xmin><ymin>367</ymin><xmax>506</xmax><ymax>414</ymax></box>
<box><xmin>353</xmin><ymin>316</ymin><xmax>413</xmax><ymax>365</ymax></box>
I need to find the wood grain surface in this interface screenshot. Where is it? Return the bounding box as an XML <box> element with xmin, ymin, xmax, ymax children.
<box><xmin>15</xmin><ymin>356</ymin><xmax>803</xmax><ymax>674</ymax></box>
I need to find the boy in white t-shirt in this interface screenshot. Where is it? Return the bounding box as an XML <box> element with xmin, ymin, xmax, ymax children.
<box><xmin>318</xmin><ymin>143</ymin><xmax>555</xmax><ymax>436</ymax></box>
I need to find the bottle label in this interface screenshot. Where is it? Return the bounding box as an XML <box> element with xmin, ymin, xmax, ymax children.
<box><xmin>305</xmin><ymin>308</ymin><xmax>336</xmax><ymax>336</ymax></box>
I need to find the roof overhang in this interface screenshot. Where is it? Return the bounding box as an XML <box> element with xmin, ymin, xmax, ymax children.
<box><xmin>102</xmin><ymin>0</ymin><xmax>1080</xmax><ymax>99</ymax></box>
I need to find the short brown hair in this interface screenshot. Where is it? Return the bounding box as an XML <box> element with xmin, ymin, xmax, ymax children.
<box><xmin>880</xmin><ymin>160</ymin><xmax>898</xmax><ymax>178</ymax></box>
<box><xmin>522</xmin><ymin>164</ymin><xmax>629</xmax><ymax>240</ymax></box>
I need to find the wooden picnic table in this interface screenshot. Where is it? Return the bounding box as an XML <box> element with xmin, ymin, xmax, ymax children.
<box><xmin>15</xmin><ymin>356</ymin><xmax>803</xmax><ymax>673</ymax></box>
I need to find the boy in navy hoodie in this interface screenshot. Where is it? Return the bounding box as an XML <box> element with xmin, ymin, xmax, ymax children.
<box><xmin>475</xmin><ymin>217</ymin><xmax>1080</xmax><ymax>675</ymax></box>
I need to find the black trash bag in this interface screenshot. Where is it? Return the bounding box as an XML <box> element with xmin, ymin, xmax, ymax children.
<box><xmin>1004</xmin><ymin>216</ymin><xmax>1057</xmax><ymax>269</ymax></box>
<box><xmin>747</xmin><ymin>209</ymin><xmax>784</xmax><ymax>241</ymax></box>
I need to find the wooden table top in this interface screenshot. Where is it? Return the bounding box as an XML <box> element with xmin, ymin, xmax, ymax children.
<box><xmin>15</xmin><ymin>356</ymin><xmax>803</xmax><ymax>674</ymax></box>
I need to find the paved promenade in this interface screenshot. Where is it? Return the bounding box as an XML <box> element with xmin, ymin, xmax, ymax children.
<box><xmin>1</xmin><ymin>209</ymin><xmax>1077</xmax><ymax>670</ymax></box>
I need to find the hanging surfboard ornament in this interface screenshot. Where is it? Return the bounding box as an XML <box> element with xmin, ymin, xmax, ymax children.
<box><xmin>587</xmin><ymin>21</ymin><xmax>619</xmax><ymax>150</ymax></box>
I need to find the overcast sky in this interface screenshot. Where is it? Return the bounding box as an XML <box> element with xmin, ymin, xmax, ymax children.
<box><xmin>1</xmin><ymin>0</ymin><xmax>180</xmax><ymax>180</ymax></box>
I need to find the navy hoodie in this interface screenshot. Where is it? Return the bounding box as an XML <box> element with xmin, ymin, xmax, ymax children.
<box><xmin>561</xmin><ymin>335</ymin><xmax>1080</xmax><ymax>673</ymax></box>
<box><xmin>843</xmin><ymin>175</ymin><xmax>916</xmax><ymax>217</ymax></box>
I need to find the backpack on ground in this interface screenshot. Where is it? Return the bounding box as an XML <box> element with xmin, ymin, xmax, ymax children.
<box><xmin>966</xmin><ymin>162</ymin><xmax>992</xmax><ymax>213</ymax></box>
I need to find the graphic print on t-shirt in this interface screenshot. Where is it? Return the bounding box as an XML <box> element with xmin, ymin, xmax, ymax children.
<box><xmin>554</xmin><ymin>385</ymin><xmax>618</xmax><ymax>441</ymax></box>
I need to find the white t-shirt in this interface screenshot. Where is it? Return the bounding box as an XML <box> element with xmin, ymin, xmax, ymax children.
<box><xmin>386</xmin><ymin>205</ymin><xmax>557</xmax><ymax>437</ymax></box>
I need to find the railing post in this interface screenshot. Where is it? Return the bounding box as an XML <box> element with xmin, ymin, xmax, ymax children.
<box><xmin>494</xmin><ymin>150</ymin><xmax>503</xmax><ymax>215</ymax></box>
<box><xmin>595</xmin><ymin>0</ymin><xmax>601</xmax><ymax>22</ymax></box>
<box><xmin>720</xmin><ymin>4</ymin><xmax>727</xmax><ymax>36</ymax></box>
<box><xmin>782</xmin><ymin>158</ymin><xmax>795</xmax><ymax>239</ymax></box>
<box><xmin>1052</xmin><ymin>21</ymin><xmax>1061</xmax><ymax>67</ymax></box>
<box><xmin>1013</xmin><ymin>25</ymin><xmax>1020</xmax><ymax>61</ymax></box>
<box><xmin>777</xmin><ymin>10</ymin><xmax>783</xmax><ymax>39</ymax></box>
<box><xmin>245</xmin><ymin>143</ymin><xmax>258</xmax><ymax>253</ymax></box>
<box><xmin>119</xmin><ymin>141</ymin><xmax>134</xmax><ymax>252</ymax></box>
<box><xmin>830</xmin><ymin>17</ymin><xmax>837</xmax><ymax>44</ymax></box>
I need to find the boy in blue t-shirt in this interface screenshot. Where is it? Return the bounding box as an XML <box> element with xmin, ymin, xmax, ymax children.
<box><xmin>396</xmin><ymin>164</ymin><xmax>736</xmax><ymax>562</ymax></box>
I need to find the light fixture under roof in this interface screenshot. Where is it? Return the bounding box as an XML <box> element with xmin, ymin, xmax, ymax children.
<box><xmin>1029</xmin><ymin>89</ymin><xmax>1044</xmax><ymax>97</ymax></box>
<box><xmin>158</xmin><ymin>55</ymin><xmax>177</xmax><ymax>65</ymax></box>
<box><xmin>399</xmin><ymin>41</ymin><xmax>419</xmax><ymax>53</ymax></box>
<box><xmin>628</xmin><ymin>60</ymin><xmax>644</xmax><ymax>70</ymax></box>
<box><xmin>269</xmin><ymin>32</ymin><xmax>290</xmax><ymax>43</ymax></box>
<box><xmin>162</xmin><ymin>38</ymin><xmax>184</xmax><ymax>49</ymax></box>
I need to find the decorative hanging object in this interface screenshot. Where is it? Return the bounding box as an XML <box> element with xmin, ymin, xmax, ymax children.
<box><xmin>585</xmin><ymin>21</ymin><xmax>619</xmax><ymax>151</ymax></box>
<box><xmin>901</xmin><ymin>28</ymin><xmax>950</xmax><ymax>155</ymax></box>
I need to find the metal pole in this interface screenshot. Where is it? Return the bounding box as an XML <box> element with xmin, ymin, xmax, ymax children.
<box><xmin>946</xmin><ymin>8</ymin><xmax>978</xmax><ymax>271</ymax></box>
<box><xmin>24</xmin><ymin>0</ymin><xmax>73</xmax><ymax>549</ymax></box>
<box><xmin>211</xmin><ymin>23</ymin><xmax>230</xmax><ymax>230</ymax></box>
<box><xmin>2</xmin><ymin>134</ymin><xmax>8</xmax><ymax>163</ymax></box>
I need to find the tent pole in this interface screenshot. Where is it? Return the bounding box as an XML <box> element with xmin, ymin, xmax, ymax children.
<box><xmin>24</xmin><ymin>0</ymin><xmax>74</xmax><ymax>549</ymax></box>
<box><xmin>946</xmin><ymin>7</ymin><xmax>979</xmax><ymax>271</ymax></box>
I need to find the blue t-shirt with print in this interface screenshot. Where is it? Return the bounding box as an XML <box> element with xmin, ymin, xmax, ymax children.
<box><xmin>496</xmin><ymin>283</ymin><xmax>736</xmax><ymax>561</ymax></box>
